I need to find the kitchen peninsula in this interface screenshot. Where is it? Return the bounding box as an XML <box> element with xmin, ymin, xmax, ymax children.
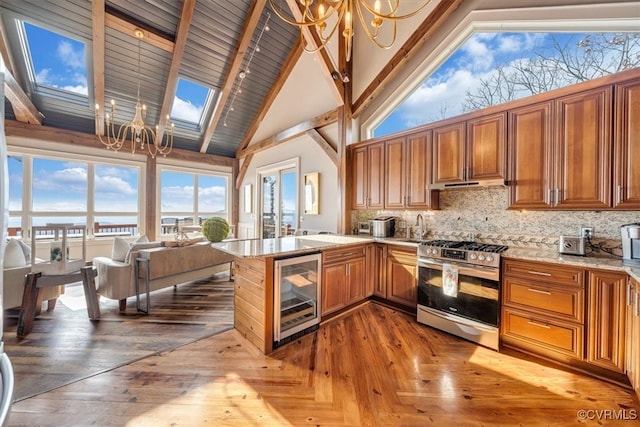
<box><xmin>213</xmin><ymin>234</ymin><xmax>375</xmax><ymax>353</ymax></box>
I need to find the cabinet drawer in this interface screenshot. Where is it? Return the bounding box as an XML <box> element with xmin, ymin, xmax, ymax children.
<box><xmin>503</xmin><ymin>278</ymin><xmax>584</xmax><ymax>323</ymax></box>
<box><xmin>503</xmin><ymin>258</ymin><xmax>584</xmax><ymax>287</ymax></box>
<box><xmin>501</xmin><ymin>308</ymin><xmax>583</xmax><ymax>359</ymax></box>
<box><xmin>323</xmin><ymin>245</ymin><xmax>367</xmax><ymax>264</ymax></box>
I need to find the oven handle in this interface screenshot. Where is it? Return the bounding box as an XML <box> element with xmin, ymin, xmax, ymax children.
<box><xmin>417</xmin><ymin>257</ymin><xmax>500</xmax><ymax>282</ymax></box>
<box><xmin>418</xmin><ymin>306</ymin><xmax>497</xmax><ymax>332</ymax></box>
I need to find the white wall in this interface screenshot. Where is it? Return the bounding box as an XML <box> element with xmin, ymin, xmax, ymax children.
<box><xmin>238</xmin><ymin>132</ymin><xmax>338</xmax><ymax>238</ymax></box>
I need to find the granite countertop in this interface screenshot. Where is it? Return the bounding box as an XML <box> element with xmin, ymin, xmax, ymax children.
<box><xmin>212</xmin><ymin>234</ymin><xmax>374</xmax><ymax>258</ymax></box>
<box><xmin>503</xmin><ymin>247</ymin><xmax>640</xmax><ymax>281</ymax></box>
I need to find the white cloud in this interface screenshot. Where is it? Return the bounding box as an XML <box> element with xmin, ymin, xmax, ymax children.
<box><xmin>57</xmin><ymin>40</ymin><xmax>84</xmax><ymax>69</ymax></box>
<box><xmin>62</xmin><ymin>84</ymin><xmax>88</xmax><ymax>95</ymax></box>
<box><xmin>461</xmin><ymin>35</ymin><xmax>494</xmax><ymax>71</ymax></box>
<box><xmin>95</xmin><ymin>175</ymin><xmax>137</xmax><ymax>195</ymax></box>
<box><xmin>35</xmin><ymin>68</ymin><xmax>51</xmax><ymax>84</ymax></box>
<box><xmin>171</xmin><ymin>97</ymin><xmax>203</xmax><ymax>122</ymax></box>
<box><xmin>497</xmin><ymin>35</ymin><xmax>522</xmax><ymax>53</ymax></box>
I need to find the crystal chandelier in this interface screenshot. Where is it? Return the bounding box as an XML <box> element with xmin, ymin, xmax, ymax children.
<box><xmin>95</xmin><ymin>29</ymin><xmax>174</xmax><ymax>158</ymax></box>
<box><xmin>269</xmin><ymin>0</ymin><xmax>431</xmax><ymax>62</ymax></box>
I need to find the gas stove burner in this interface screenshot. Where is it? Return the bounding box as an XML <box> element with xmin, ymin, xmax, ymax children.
<box><xmin>421</xmin><ymin>240</ymin><xmax>508</xmax><ymax>253</ymax></box>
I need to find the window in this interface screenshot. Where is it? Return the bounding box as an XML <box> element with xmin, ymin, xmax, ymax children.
<box><xmin>159</xmin><ymin>168</ymin><xmax>230</xmax><ymax>235</ymax></box>
<box><xmin>8</xmin><ymin>151</ymin><xmax>142</xmax><ymax>239</ymax></box>
<box><xmin>21</xmin><ymin>21</ymin><xmax>88</xmax><ymax>103</ymax></box>
<box><xmin>257</xmin><ymin>160</ymin><xmax>299</xmax><ymax>239</ymax></box>
<box><xmin>170</xmin><ymin>77</ymin><xmax>216</xmax><ymax>131</ymax></box>
<box><xmin>374</xmin><ymin>31</ymin><xmax>640</xmax><ymax>137</ymax></box>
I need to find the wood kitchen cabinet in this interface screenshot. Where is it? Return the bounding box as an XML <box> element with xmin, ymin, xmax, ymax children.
<box><xmin>586</xmin><ymin>269</ymin><xmax>627</xmax><ymax>374</ymax></box>
<box><xmin>352</xmin><ymin>142</ymin><xmax>384</xmax><ymax>209</ymax></box>
<box><xmin>385</xmin><ymin>131</ymin><xmax>438</xmax><ymax>209</ymax></box>
<box><xmin>373</xmin><ymin>243</ymin><xmax>387</xmax><ymax>298</ymax></box>
<box><xmin>501</xmin><ymin>258</ymin><xmax>585</xmax><ymax>361</ymax></box>
<box><xmin>626</xmin><ymin>276</ymin><xmax>640</xmax><ymax>398</ymax></box>
<box><xmin>430</xmin><ymin>112</ymin><xmax>506</xmax><ymax>189</ymax></box>
<box><xmin>614</xmin><ymin>79</ymin><xmax>640</xmax><ymax>209</ymax></box>
<box><xmin>385</xmin><ymin>245</ymin><xmax>417</xmax><ymax>309</ymax></box>
<box><xmin>554</xmin><ymin>87</ymin><xmax>612</xmax><ymax>209</ymax></box>
<box><xmin>321</xmin><ymin>245</ymin><xmax>367</xmax><ymax>316</ymax></box>
<box><xmin>507</xmin><ymin>101</ymin><xmax>554</xmax><ymax>209</ymax></box>
<box><xmin>508</xmin><ymin>87</ymin><xmax>613</xmax><ymax>210</ymax></box>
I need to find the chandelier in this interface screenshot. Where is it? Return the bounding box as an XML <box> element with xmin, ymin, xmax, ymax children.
<box><xmin>269</xmin><ymin>0</ymin><xmax>431</xmax><ymax>62</ymax></box>
<box><xmin>95</xmin><ymin>29</ymin><xmax>174</xmax><ymax>158</ymax></box>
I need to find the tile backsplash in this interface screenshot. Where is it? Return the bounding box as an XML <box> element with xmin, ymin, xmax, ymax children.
<box><xmin>352</xmin><ymin>186</ymin><xmax>639</xmax><ymax>254</ymax></box>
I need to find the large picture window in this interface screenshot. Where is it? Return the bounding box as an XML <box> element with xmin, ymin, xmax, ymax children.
<box><xmin>159</xmin><ymin>168</ymin><xmax>230</xmax><ymax>236</ymax></box>
<box><xmin>8</xmin><ymin>151</ymin><xmax>142</xmax><ymax>239</ymax></box>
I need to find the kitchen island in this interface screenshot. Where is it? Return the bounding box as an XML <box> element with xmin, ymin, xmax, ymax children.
<box><xmin>213</xmin><ymin>234</ymin><xmax>373</xmax><ymax>353</ymax></box>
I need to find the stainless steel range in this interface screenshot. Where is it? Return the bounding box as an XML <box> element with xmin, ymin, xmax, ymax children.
<box><xmin>416</xmin><ymin>240</ymin><xmax>508</xmax><ymax>350</ymax></box>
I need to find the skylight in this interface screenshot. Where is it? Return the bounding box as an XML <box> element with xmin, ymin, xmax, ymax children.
<box><xmin>21</xmin><ymin>21</ymin><xmax>88</xmax><ymax>99</ymax></box>
<box><xmin>171</xmin><ymin>77</ymin><xmax>214</xmax><ymax>129</ymax></box>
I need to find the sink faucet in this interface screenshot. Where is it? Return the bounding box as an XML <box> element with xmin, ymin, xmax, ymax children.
<box><xmin>415</xmin><ymin>214</ymin><xmax>424</xmax><ymax>241</ymax></box>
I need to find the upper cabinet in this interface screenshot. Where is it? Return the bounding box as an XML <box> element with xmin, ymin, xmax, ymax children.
<box><xmin>509</xmin><ymin>85</ymin><xmax>623</xmax><ymax>210</ymax></box>
<box><xmin>352</xmin><ymin>142</ymin><xmax>385</xmax><ymax>210</ymax></box>
<box><xmin>430</xmin><ymin>112</ymin><xmax>506</xmax><ymax>189</ymax></box>
<box><xmin>554</xmin><ymin>87</ymin><xmax>612</xmax><ymax>209</ymax></box>
<box><xmin>385</xmin><ymin>131</ymin><xmax>438</xmax><ymax>210</ymax></box>
<box><xmin>614</xmin><ymin>79</ymin><xmax>640</xmax><ymax>209</ymax></box>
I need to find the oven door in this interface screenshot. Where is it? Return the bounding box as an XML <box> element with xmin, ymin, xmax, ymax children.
<box><xmin>417</xmin><ymin>258</ymin><xmax>500</xmax><ymax>327</ymax></box>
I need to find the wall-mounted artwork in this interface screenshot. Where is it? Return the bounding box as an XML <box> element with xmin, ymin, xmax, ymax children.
<box><xmin>304</xmin><ymin>172</ymin><xmax>319</xmax><ymax>215</ymax></box>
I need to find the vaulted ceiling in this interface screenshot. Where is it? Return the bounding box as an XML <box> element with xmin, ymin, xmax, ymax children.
<box><xmin>3</xmin><ymin>0</ymin><xmax>500</xmax><ymax>160</ymax></box>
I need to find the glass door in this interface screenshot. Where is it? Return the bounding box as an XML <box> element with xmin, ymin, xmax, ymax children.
<box><xmin>259</xmin><ymin>166</ymin><xmax>297</xmax><ymax>238</ymax></box>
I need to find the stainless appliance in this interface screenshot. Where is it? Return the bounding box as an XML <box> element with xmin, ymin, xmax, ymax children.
<box><xmin>357</xmin><ymin>221</ymin><xmax>372</xmax><ymax>235</ymax></box>
<box><xmin>416</xmin><ymin>240</ymin><xmax>508</xmax><ymax>351</ymax></box>
<box><xmin>273</xmin><ymin>252</ymin><xmax>322</xmax><ymax>348</ymax></box>
<box><xmin>621</xmin><ymin>223</ymin><xmax>640</xmax><ymax>266</ymax></box>
<box><xmin>0</xmin><ymin>70</ymin><xmax>15</xmax><ymax>424</ymax></box>
<box><xmin>558</xmin><ymin>235</ymin><xmax>586</xmax><ymax>256</ymax></box>
<box><xmin>371</xmin><ymin>216</ymin><xmax>395</xmax><ymax>238</ymax></box>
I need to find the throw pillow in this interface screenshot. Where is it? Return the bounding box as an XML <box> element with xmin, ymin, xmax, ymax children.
<box><xmin>125</xmin><ymin>241</ymin><xmax>162</xmax><ymax>263</ymax></box>
<box><xmin>111</xmin><ymin>237</ymin><xmax>129</xmax><ymax>262</ymax></box>
<box><xmin>4</xmin><ymin>239</ymin><xmax>27</xmax><ymax>268</ymax></box>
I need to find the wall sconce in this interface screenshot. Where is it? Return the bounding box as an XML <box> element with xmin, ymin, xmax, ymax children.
<box><xmin>304</xmin><ymin>172</ymin><xmax>319</xmax><ymax>215</ymax></box>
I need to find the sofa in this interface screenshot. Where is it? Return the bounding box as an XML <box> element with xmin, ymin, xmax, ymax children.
<box><xmin>92</xmin><ymin>237</ymin><xmax>234</xmax><ymax>311</ymax></box>
<box><xmin>3</xmin><ymin>239</ymin><xmax>64</xmax><ymax>311</ymax></box>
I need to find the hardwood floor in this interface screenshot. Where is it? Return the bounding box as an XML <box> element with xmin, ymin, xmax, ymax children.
<box><xmin>8</xmin><ymin>302</ymin><xmax>639</xmax><ymax>426</ymax></box>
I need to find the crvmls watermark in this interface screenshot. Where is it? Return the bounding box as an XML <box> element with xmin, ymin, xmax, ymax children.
<box><xmin>577</xmin><ymin>409</ymin><xmax>638</xmax><ymax>421</ymax></box>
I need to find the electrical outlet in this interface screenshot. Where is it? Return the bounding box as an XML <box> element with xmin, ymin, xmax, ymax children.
<box><xmin>581</xmin><ymin>226</ymin><xmax>594</xmax><ymax>238</ymax></box>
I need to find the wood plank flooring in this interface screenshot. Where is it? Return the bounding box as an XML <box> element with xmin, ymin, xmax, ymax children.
<box><xmin>8</xmin><ymin>302</ymin><xmax>639</xmax><ymax>426</ymax></box>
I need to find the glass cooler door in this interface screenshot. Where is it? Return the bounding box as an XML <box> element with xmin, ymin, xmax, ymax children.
<box><xmin>273</xmin><ymin>253</ymin><xmax>322</xmax><ymax>344</ymax></box>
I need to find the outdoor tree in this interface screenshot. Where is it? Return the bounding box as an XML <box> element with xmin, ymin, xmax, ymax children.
<box><xmin>463</xmin><ymin>33</ymin><xmax>640</xmax><ymax>111</ymax></box>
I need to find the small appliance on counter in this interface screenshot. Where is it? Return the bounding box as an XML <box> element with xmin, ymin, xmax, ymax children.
<box><xmin>357</xmin><ymin>221</ymin><xmax>372</xmax><ymax>235</ymax></box>
<box><xmin>371</xmin><ymin>216</ymin><xmax>395</xmax><ymax>238</ymax></box>
<box><xmin>621</xmin><ymin>223</ymin><xmax>640</xmax><ymax>265</ymax></box>
<box><xmin>558</xmin><ymin>235</ymin><xmax>586</xmax><ymax>256</ymax></box>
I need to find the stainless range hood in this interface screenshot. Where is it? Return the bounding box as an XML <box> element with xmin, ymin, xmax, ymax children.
<box><xmin>428</xmin><ymin>178</ymin><xmax>506</xmax><ymax>190</ymax></box>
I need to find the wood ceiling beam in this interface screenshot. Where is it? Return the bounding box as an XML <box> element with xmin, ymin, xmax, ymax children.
<box><xmin>105</xmin><ymin>13</ymin><xmax>174</xmax><ymax>53</ymax></box>
<box><xmin>0</xmin><ymin>13</ymin><xmax>42</xmax><ymax>124</ymax></box>
<box><xmin>235</xmin><ymin>39</ymin><xmax>303</xmax><ymax>157</ymax></box>
<box><xmin>283</xmin><ymin>0</ymin><xmax>344</xmax><ymax>105</ymax></box>
<box><xmin>306</xmin><ymin>128</ymin><xmax>338</xmax><ymax>167</ymax></box>
<box><xmin>155</xmin><ymin>0</ymin><xmax>196</xmax><ymax>144</ymax></box>
<box><xmin>3</xmin><ymin>68</ymin><xmax>42</xmax><ymax>124</ymax></box>
<box><xmin>235</xmin><ymin>153</ymin><xmax>253</xmax><ymax>189</ymax></box>
<box><xmin>352</xmin><ymin>0</ymin><xmax>463</xmax><ymax>117</ymax></box>
<box><xmin>92</xmin><ymin>0</ymin><xmax>106</xmax><ymax>135</ymax></box>
<box><xmin>199</xmin><ymin>0</ymin><xmax>267</xmax><ymax>153</ymax></box>
<box><xmin>238</xmin><ymin>108</ymin><xmax>338</xmax><ymax>158</ymax></box>
<box><xmin>4</xmin><ymin>120</ymin><xmax>235</xmax><ymax>167</ymax></box>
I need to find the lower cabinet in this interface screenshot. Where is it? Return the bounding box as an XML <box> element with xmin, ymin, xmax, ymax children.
<box><xmin>587</xmin><ymin>269</ymin><xmax>627</xmax><ymax>373</ymax></box>
<box><xmin>385</xmin><ymin>246</ymin><xmax>418</xmax><ymax>309</ymax></box>
<box><xmin>625</xmin><ymin>277</ymin><xmax>640</xmax><ymax>396</ymax></box>
<box><xmin>321</xmin><ymin>245</ymin><xmax>367</xmax><ymax>317</ymax></box>
<box><xmin>373</xmin><ymin>243</ymin><xmax>388</xmax><ymax>298</ymax></box>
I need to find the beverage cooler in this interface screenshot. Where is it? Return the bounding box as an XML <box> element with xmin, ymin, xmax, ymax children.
<box><xmin>273</xmin><ymin>252</ymin><xmax>321</xmax><ymax>348</ymax></box>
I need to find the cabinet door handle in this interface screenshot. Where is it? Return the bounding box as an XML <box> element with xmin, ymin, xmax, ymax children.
<box><xmin>555</xmin><ymin>188</ymin><xmax>560</xmax><ymax>204</ymax></box>
<box><xmin>528</xmin><ymin>320</ymin><xmax>551</xmax><ymax>329</ymax></box>
<box><xmin>548</xmin><ymin>188</ymin><xmax>553</xmax><ymax>205</ymax></box>
<box><xmin>527</xmin><ymin>270</ymin><xmax>551</xmax><ymax>277</ymax></box>
<box><xmin>617</xmin><ymin>185</ymin><xmax>623</xmax><ymax>204</ymax></box>
<box><xmin>528</xmin><ymin>288</ymin><xmax>551</xmax><ymax>295</ymax></box>
<box><xmin>635</xmin><ymin>289</ymin><xmax>639</xmax><ymax>317</ymax></box>
<box><xmin>628</xmin><ymin>280</ymin><xmax>633</xmax><ymax>306</ymax></box>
